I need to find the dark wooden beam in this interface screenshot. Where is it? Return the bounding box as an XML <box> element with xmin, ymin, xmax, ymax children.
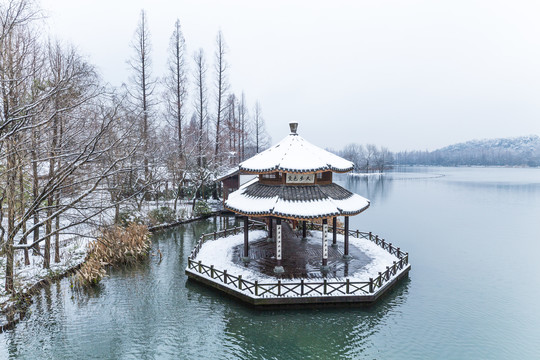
<box><xmin>322</xmin><ymin>218</ymin><xmax>328</xmax><ymax>269</ymax></box>
<box><xmin>332</xmin><ymin>217</ymin><xmax>337</xmax><ymax>247</ymax></box>
<box><xmin>344</xmin><ymin>216</ymin><xmax>351</xmax><ymax>260</ymax></box>
<box><xmin>243</xmin><ymin>216</ymin><xmax>249</xmax><ymax>262</ymax></box>
<box><xmin>268</xmin><ymin>216</ymin><xmax>273</xmax><ymax>240</ymax></box>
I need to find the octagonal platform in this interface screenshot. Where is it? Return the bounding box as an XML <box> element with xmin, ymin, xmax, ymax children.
<box><xmin>185</xmin><ymin>221</ymin><xmax>410</xmax><ymax>306</ymax></box>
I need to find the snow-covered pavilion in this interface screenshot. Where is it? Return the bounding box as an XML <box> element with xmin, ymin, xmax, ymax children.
<box><xmin>225</xmin><ymin>123</ymin><xmax>370</xmax><ymax>273</ymax></box>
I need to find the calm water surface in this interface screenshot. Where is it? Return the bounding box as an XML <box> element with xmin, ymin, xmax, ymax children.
<box><xmin>1</xmin><ymin>167</ymin><xmax>539</xmax><ymax>359</ymax></box>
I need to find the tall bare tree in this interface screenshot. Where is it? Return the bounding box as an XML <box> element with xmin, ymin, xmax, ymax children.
<box><xmin>213</xmin><ymin>30</ymin><xmax>229</xmax><ymax>160</ymax></box>
<box><xmin>163</xmin><ymin>19</ymin><xmax>188</xmax><ymax>211</ymax></box>
<box><xmin>238</xmin><ymin>92</ymin><xmax>247</xmax><ymax>161</ymax></box>
<box><xmin>126</xmin><ymin>9</ymin><xmax>156</xmax><ymax>184</ymax></box>
<box><xmin>253</xmin><ymin>101</ymin><xmax>270</xmax><ymax>154</ymax></box>
<box><xmin>164</xmin><ymin>18</ymin><xmax>187</xmax><ymax>158</ymax></box>
<box><xmin>193</xmin><ymin>48</ymin><xmax>208</xmax><ymax>168</ymax></box>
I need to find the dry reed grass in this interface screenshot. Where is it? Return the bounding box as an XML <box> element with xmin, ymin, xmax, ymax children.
<box><xmin>73</xmin><ymin>223</ymin><xmax>151</xmax><ymax>287</ymax></box>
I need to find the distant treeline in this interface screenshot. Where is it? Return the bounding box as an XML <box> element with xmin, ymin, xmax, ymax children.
<box><xmin>333</xmin><ymin>144</ymin><xmax>394</xmax><ymax>173</ymax></box>
<box><xmin>395</xmin><ymin>135</ymin><xmax>540</xmax><ymax>167</ymax></box>
<box><xmin>335</xmin><ymin>135</ymin><xmax>540</xmax><ymax>171</ymax></box>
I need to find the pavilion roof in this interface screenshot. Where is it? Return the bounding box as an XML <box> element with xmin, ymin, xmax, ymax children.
<box><xmin>239</xmin><ymin>126</ymin><xmax>354</xmax><ymax>174</ymax></box>
<box><xmin>225</xmin><ymin>181</ymin><xmax>370</xmax><ymax>220</ymax></box>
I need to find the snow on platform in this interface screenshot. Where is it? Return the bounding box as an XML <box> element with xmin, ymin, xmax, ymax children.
<box><xmin>194</xmin><ymin>230</ymin><xmax>397</xmax><ymax>283</ymax></box>
<box><xmin>186</xmin><ymin>224</ymin><xmax>410</xmax><ymax>305</ymax></box>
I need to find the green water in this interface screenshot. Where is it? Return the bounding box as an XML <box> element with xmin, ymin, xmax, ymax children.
<box><xmin>1</xmin><ymin>167</ymin><xmax>539</xmax><ymax>359</ymax></box>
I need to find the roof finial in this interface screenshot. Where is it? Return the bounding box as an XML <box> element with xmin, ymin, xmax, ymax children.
<box><xmin>289</xmin><ymin>122</ymin><xmax>298</xmax><ymax>135</ymax></box>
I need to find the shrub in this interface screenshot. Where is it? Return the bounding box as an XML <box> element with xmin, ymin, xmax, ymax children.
<box><xmin>193</xmin><ymin>200</ymin><xmax>212</xmax><ymax>217</ymax></box>
<box><xmin>148</xmin><ymin>206</ymin><xmax>176</xmax><ymax>225</ymax></box>
<box><xmin>177</xmin><ymin>207</ymin><xmax>188</xmax><ymax>220</ymax></box>
<box><xmin>118</xmin><ymin>210</ymin><xmax>144</xmax><ymax>227</ymax></box>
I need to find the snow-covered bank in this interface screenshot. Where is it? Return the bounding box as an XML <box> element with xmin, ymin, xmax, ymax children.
<box><xmin>0</xmin><ymin>236</ymin><xmax>90</xmax><ymax>315</ymax></box>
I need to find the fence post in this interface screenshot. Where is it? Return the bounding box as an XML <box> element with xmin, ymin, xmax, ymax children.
<box><xmin>375</xmin><ymin>235</ymin><xmax>379</xmax><ymax>245</ymax></box>
<box><xmin>346</xmin><ymin>278</ymin><xmax>350</xmax><ymax>294</ymax></box>
<box><xmin>255</xmin><ymin>281</ymin><xmax>258</xmax><ymax>296</ymax></box>
<box><xmin>324</xmin><ymin>279</ymin><xmax>327</xmax><ymax>295</ymax></box>
<box><xmin>224</xmin><ymin>270</ymin><xmax>228</xmax><ymax>284</ymax></box>
<box><xmin>369</xmin><ymin>278</ymin><xmax>374</xmax><ymax>293</ymax></box>
<box><xmin>301</xmin><ymin>279</ymin><xmax>304</xmax><ymax>296</ymax></box>
<box><xmin>386</xmin><ymin>266</ymin><xmax>390</xmax><ymax>280</ymax></box>
<box><xmin>369</xmin><ymin>232</ymin><xmax>372</xmax><ymax>241</ymax></box>
<box><xmin>397</xmin><ymin>247</ymin><xmax>401</xmax><ymax>257</ymax></box>
<box><xmin>224</xmin><ymin>228</ymin><xmax>227</xmax><ymax>237</ymax></box>
<box><xmin>238</xmin><ymin>275</ymin><xmax>242</xmax><ymax>290</ymax></box>
<box><xmin>356</xmin><ymin>230</ymin><xmax>359</xmax><ymax>238</ymax></box>
<box><xmin>389</xmin><ymin>243</ymin><xmax>393</xmax><ymax>254</ymax></box>
<box><xmin>198</xmin><ymin>261</ymin><xmax>202</xmax><ymax>273</ymax></box>
<box><xmin>210</xmin><ymin>265</ymin><xmax>214</xmax><ymax>278</ymax></box>
<box><xmin>278</xmin><ymin>280</ymin><xmax>281</xmax><ymax>296</ymax></box>
<box><xmin>213</xmin><ymin>231</ymin><xmax>217</xmax><ymax>240</ymax></box>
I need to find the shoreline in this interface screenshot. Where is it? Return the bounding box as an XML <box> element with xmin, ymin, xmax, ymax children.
<box><xmin>0</xmin><ymin>210</ymin><xmax>225</xmax><ymax>333</ymax></box>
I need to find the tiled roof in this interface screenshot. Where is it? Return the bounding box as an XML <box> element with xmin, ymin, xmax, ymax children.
<box><xmin>244</xmin><ymin>183</ymin><xmax>353</xmax><ymax>201</ymax></box>
<box><xmin>225</xmin><ymin>181</ymin><xmax>370</xmax><ymax>219</ymax></box>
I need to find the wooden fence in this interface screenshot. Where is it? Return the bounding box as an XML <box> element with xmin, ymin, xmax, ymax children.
<box><xmin>187</xmin><ymin>220</ymin><xmax>409</xmax><ymax>298</ymax></box>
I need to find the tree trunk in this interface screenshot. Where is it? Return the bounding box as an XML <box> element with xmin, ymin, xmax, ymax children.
<box><xmin>31</xmin><ymin>123</ymin><xmax>40</xmax><ymax>255</ymax></box>
<box><xmin>5</xmin><ymin>138</ymin><xmax>17</xmax><ymax>293</ymax></box>
<box><xmin>44</xmin><ymin>112</ymin><xmax>58</xmax><ymax>269</ymax></box>
<box><xmin>19</xmin><ymin>159</ymin><xmax>30</xmax><ymax>265</ymax></box>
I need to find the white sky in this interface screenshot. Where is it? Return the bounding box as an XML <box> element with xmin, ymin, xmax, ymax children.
<box><xmin>39</xmin><ymin>0</ymin><xmax>540</xmax><ymax>151</ymax></box>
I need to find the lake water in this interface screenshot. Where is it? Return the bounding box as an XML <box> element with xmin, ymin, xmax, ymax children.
<box><xmin>1</xmin><ymin>167</ymin><xmax>539</xmax><ymax>359</ymax></box>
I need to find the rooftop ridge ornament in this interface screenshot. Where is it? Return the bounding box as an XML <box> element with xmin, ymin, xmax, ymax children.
<box><xmin>289</xmin><ymin>122</ymin><xmax>298</xmax><ymax>135</ymax></box>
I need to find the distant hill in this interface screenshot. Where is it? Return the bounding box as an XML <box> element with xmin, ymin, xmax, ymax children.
<box><xmin>395</xmin><ymin>135</ymin><xmax>540</xmax><ymax>166</ymax></box>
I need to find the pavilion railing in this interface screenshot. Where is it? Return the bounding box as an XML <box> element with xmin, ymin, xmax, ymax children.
<box><xmin>188</xmin><ymin>220</ymin><xmax>267</xmax><ymax>260</ymax></box>
<box><xmin>187</xmin><ymin>220</ymin><xmax>409</xmax><ymax>298</ymax></box>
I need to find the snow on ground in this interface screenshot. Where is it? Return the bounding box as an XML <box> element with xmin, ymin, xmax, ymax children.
<box><xmin>0</xmin><ymin>236</ymin><xmax>91</xmax><ymax>310</ymax></box>
<box><xmin>194</xmin><ymin>230</ymin><xmax>273</xmax><ymax>281</ymax></box>
<box><xmin>0</xmin><ymin>196</ymin><xmax>217</xmax><ymax>309</ymax></box>
<box><xmin>193</xmin><ymin>230</ymin><xmax>399</xmax><ymax>283</ymax></box>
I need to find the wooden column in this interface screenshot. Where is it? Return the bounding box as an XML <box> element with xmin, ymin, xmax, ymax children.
<box><xmin>321</xmin><ymin>218</ymin><xmax>329</xmax><ymax>271</ymax></box>
<box><xmin>302</xmin><ymin>220</ymin><xmax>307</xmax><ymax>240</ymax></box>
<box><xmin>344</xmin><ymin>216</ymin><xmax>352</xmax><ymax>260</ymax></box>
<box><xmin>274</xmin><ymin>218</ymin><xmax>284</xmax><ymax>273</ymax></box>
<box><xmin>268</xmin><ymin>216</ymin><xmax>273</xmax><ymax>242</ymax></box>
<box><xmin>332</xmin><ymin>217</ymin><xmax>338</xmax><ymax>248</ymax></box>
<box><xmin>242</xmin><ymin>216</ymin><xmax>250</xmax><ymax>263</ymax></box>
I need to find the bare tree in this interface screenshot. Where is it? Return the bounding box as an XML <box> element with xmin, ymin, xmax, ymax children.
<box><xmin>164</xmin><ymin>18</ymin><xmax>187</xmax><ymax>157</ymax></box>
<box><xmin>238</xmin><ymin>92</ymin><xmax>247</xmax><ymax>161</ymax></box>
<box><xmin>163</xmin><ymin>19</ymin><xmax>188</xmax><ymax>211</ymax></box>
<box><xmin>213</xmin><ymin>30</ymin><xmax>229</xmax><ymax>160</ymax></box>
<box><xmin>253</xmin><ymin>101</ymin><xmax>270</xmax><ymax>153</ymax></box>
<box><xmin>193</xmin><ymin>48</ymin><xmax>208</xmax><ymax>168</ymax></box>
<box><xmin>374</xmin><ymin>146</ymin><xmax>393</xmax><ymax>172</ymax></box>
<box><xmin>364</xmin><ymin>144</ymin><xmax>378</xmax><ymax>172</ymax></box>
<box><xmin>126</xmin><ymin>9</ymin><xmax>156</xmax><ymax>184</ymax></box>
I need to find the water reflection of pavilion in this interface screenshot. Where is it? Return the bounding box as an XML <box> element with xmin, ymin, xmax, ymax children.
<box><xmin>218</xmin><ymin>278</ymin><xmax>411</xmax><ymax>358</ymax></box>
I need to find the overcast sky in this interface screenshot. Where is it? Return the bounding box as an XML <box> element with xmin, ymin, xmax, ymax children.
<box><xmin>40</xmin><ymin>0</ymin><xmax>540</xmax><ymax>151</ymax></box>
